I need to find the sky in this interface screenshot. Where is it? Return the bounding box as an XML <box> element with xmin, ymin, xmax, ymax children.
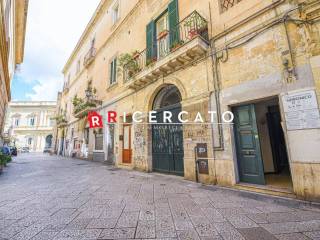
<box><xmin>11</xmin><ymin>0</ymin><xmax>101</xmax><ymax>101</ymax></box>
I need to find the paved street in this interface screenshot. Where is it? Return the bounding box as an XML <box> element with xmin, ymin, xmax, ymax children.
<box><xmin>1</xmin><ymin>154</ymin><xmax>320</xmax><ymax>240</ymax></box>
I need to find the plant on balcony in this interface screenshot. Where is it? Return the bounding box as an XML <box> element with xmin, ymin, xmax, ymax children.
<box><xmin>146</xmin><ymin>57</ymin><xmax>157</xmax><ymax>67</ymax></box>
<box><xmin>119</xmin><ymin>52</ymin><xmax>141</xmax><ymax>78</ymax></box>
<box><xmin>52</xmin><ymin>114</ymin><xmax>68</xmax><ymax>127</ymax></box>
<box><xmin>72</xmin><ymin>82</ymin><xmax>101</xmax><ymax>117</ymax></box>
<box><xmin>184</xmin><ymin>12</ymin><xmax>207</xmax><ymax>39</ymax></box>
<box><xmin>170</xmin><ymin>40</ymin><xmax>185</xmax><ymax>52</ymax></box>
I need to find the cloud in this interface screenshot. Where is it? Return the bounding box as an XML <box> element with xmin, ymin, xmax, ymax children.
<box><xmin>12</xmin><ymin>0</ymin><xmax>100</xmax><ymax>101</ymax></box>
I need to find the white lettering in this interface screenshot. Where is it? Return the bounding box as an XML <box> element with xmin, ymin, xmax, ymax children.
<box><xmin>178</xmin><ymin>111</ymin><xmax>189</xmax><ymax>123</ymax></box>
<box><xmin>133</xmin><ymin>111</ymin><xmax>142</xmax><ymax>123</ymax></box>
<box><xmin>222</xmin><ymin>111</ymin><xmax>234</xmax><ymax>123</ymax></box>
<box><xmin>163</xmin><ymin>111</ymin><xmax>173</xmax><ymax>123</ymax></box>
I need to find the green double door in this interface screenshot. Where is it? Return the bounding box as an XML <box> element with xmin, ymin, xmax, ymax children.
<box><xmin>152</xmin><ymin>104</ymin><xmax>184</xmax><ymax>176</ymax></box>
<box><xmin>233</xmin><ymin>104</ymin><xmax>265</xmax><ymax>185</ymax></box>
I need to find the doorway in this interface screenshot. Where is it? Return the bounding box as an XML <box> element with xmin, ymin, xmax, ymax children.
<box><xmin>122</xmin><ymin>124</ymin><xmax>132</xmax><ymax>164</ymax></box>
<box><xmin>152</xmin><ymin>85</ymin><xmax>184</xmax><ymax>176</ymax></box>
<box><xmin>233</xmin><ymin>98</ymin><xmax>292</xmax><ymax>191</ymax></box>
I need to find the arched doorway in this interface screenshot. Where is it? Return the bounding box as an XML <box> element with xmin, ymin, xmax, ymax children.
<box><xmin>45</xmin><ymin>135</ymin><xmax>53</xmax><ymax>148</ymax></box>
<box><xmin>152</xmin><ymin>85</ymin><xmax>184</xmax><ymax>176</ymax></box>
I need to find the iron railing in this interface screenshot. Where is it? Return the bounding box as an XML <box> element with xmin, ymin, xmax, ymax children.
<box><xmin>84</xmin><ymin>47</ymin><xmax>97</xmax><ymax>67</ymax></box>
<box><xmin>124</xmin><ymin>11</ymin><xmax>209</xmax><ymax>81</ymax></box>
<box><xmin>220</xmin><ymin>0</ymin><xmax>242</xmax><ymax>13</ymax></box>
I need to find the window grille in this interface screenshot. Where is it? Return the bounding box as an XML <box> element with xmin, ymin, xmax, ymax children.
<box><xmin>220</xmin><ymin>0</ymin><xmax>242</xmax><ymax>13</ymax></box>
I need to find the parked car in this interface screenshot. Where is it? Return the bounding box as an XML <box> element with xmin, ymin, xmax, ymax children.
<box><xmin>10</xmin><ymin>146</ymin><xmax>17</xmax><ymax>156</ymax></box>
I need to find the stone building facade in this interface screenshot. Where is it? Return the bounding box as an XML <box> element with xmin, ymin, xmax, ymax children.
<box><xmin>4</xmin><ymin>101</ymin><xmax>56</xmax><ymax>152</ymax></box>
<box><xmin>0</xmin><ymin>0</ymin><xmax>29</xmax><ymax>146</ymax></box>
<box><xmin>57</xmin><ymin>0</ymin><xmax>320</xmax><ymax>201</ymax></box>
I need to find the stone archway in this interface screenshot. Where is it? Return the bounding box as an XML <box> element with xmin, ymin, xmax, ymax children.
<box><xmin>151</xmin><ymin>84</ymin><xmax>184</xmax><ymax>176</ymax></box>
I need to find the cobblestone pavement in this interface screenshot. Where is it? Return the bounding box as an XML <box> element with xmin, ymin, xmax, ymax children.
<box><xmin>1</xmin><ymin>154</ymin><xmax>320</xmax><ymax>240</ymax></box>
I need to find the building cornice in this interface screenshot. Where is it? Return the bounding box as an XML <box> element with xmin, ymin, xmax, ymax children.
<box><xmin>15</xmin><ymin>0</ymin><xmax>29</xmax><ymax>64</ymax></box>
<box><xmin>62</xmin><ymin>0</ymin><xmax>109</xmax><ymax>73</ymax></box>
<box><xmin>0</xmin><ymin>1</ymin><xmax>10</xmax><ymax>101</ymax></box>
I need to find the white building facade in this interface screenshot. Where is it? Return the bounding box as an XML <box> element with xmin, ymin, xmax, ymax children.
<box><xmin>4</xmin><ymin>101</ymin><xmax>56</xmax><ymax>152</ymax></box>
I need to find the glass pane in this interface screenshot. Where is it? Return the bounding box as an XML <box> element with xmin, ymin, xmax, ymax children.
<box><xmin>123</xmin><ymin>126</ymin><xmax>130</xmax><ymax>149</ymax></box>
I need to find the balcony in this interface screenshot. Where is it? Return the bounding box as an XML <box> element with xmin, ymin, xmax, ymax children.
<box><xmin>73</xmin><ymin>84</ymin><xmax>102</xmax><ymax>119</ymax></box>
<box><xmin>83</xmin><ymin>47</ymin><xmax>96</xmax><ymax>67</ymax></box>
<box><xmin>123</xmin><ymin>11</ymin><xmax>209</xmax><ymax>90</ymax></box>
<box><xmin>52</xmin><ymin>115</ymin><xmax>68</xmax><ymax>128</ymax></box>
<box><xmin>73</xmin><ymin>101</ymin><xmax>99</xmax><ymax>119</ymax></box>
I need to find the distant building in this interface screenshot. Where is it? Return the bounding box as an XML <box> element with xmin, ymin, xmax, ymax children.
<box><xmin>0</xmin><ymin>0</ymin><xmax>29</xmax><ymax>146</ymax></box>
<box><xmin>4</xmin><ymin>101</ymin><xmax>56</xmax><ymax>152</ymax></box>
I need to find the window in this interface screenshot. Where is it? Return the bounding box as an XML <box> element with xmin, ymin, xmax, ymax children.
<box><xmin>156</xmin><ymin>12</ymin><xmax>169</xmax><ymax>59</ymax></box>
<box><xmin>29</xmin><ymin>117</ymin><xmax>35</xmax><ymax>126</ymax></box>
<box><xmin>112</xmin><ymin>1</ymin><xmax>120</xmax><ymax>24</ymax></box>
<box><xmin>14</xmin><ymin>118</ymin><xmax>19</xmax><ymax>126</ymax></box>
<box><xmin>28</xmin><ymin>138</ymin><xmax>32</xmax><ymax>145</ymax></box>
<box><xmin>76</xmin><ymin>60</ymin><xmax>81</xmax><ymax>74</ymax></box>
<box><xmin>220</xmin><ymin>0</ymin><xmax>242</xmax><ymax>13</ymax></box>
<box><xmin>95</xmin><ymin>134</ymin><xmax>103</xmax><ymax>151</ymax></box>
<box><xmin>109</xmin><ymin>57</ymin><xmax>117</xmax><ymax>85</ymax></box>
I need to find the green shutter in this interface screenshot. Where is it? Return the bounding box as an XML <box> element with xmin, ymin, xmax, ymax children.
<box><xmin>113</xmin><ymin>58</ymin><xmax>117</xmax><ymax>83</ymax></box>
<box><xmin>168</xmin><ymin>0</ymin><xmax>179</xmax><ymax>47</ymax></box>
<box><xmin>146</xmin><ymin>20</ymin><xmax>156</xmax><ymax>61</ymax></box>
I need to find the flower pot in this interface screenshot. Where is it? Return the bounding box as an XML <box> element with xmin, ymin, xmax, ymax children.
<box><xmin>158</xmin><ymin>30</ymin><xmax>169</xmax><ymax>40</ymax></box>
<box><xmin>133</xmin><ymin>53</ymin><xmax>140</xmax><ymax>60</ymax></box>
<box><xmin>188</xmin><ymin>29</ymin><xmax>199</xmax><ymax>39</ymax></box>
<box><xmin>171</xmin><ymin>44</ymin><xmax>182</xmax><ymax>52</ymax></box>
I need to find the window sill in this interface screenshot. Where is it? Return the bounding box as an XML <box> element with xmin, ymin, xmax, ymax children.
<box><xmin>107</xmin><ymin>82</ymin><xmax>118</xmax><ymax>92</ymax></box>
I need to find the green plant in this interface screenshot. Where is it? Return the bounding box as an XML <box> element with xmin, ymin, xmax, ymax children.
<box><xmin>72</xmin><ymin>95</ymin><xmax>84</xmax><ymax>107</ymax></box>
<box><xmin>170</xmin><ymin>40</ymin><xmax>185</xmax><ymax>51</ymax></box>
<box><xmin>119</xmin><ymin>52</ymin><xmax>141</xmax><ymax>77</ymax></box>
<box><xmin>146</xmin><ymin>57</ymin><xmax>157</xmax><ymax>67</ymax></box>
<box><xmin>0</xmin><ymin>153</ymin><xmax>7</xmax><ymax>167</ymax></box>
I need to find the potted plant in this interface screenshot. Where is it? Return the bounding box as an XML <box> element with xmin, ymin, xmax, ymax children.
<box><xmin>170</xmin><ymin>40</ymin><xmax>185</xmax><ymax>52</ymax></box>
<box><xmin>184</xmin><ymin>13</ymin><xmax>207</xmax><ymax>39</ymax></box>
<box><xmin>0</xmin><ymin>153</ymin><xmax>7</xmax><ymax>172</ymax></box>
<box><xmin>146</xmin><ymin>57</ymin><xmax>157</xmax><ymax>67</ymax></box>
<box><xmin>132</xmin><ymin>50</ymin><xmax>140</xmax><ymax>60</ymax></box>
<box><xmin>119</xmin><ymin>53</ymin><xmax>141</xmax><ymax>78</ymax></box>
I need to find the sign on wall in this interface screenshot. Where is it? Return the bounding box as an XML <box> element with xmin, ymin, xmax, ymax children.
<box><xmin>282</xmin><ymin>90</ymin><xmax>320</xmax><ymax>130</ymax></box>
<box><xmin>196</xmin><ymin>143</ymin><xmax>209</xmax><ymax>174</ymax></box>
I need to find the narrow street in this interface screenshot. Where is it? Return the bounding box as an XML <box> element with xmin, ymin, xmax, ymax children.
<box><xmin>1</xmin><ymin>154</ymin><xmax>320</xmax><ymax>240</ymax></box>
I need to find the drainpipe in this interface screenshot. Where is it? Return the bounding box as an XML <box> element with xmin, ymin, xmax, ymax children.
<box><xmin>209</xmin><ymin>2</ymin><xmax>224</xmax><ymax>151</ymax></box>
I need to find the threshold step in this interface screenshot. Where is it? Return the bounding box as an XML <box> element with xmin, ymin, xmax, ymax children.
<box><xmin>234</xmin><ymin>183</ymin><xmax>296</xmax><ymax>199</ymax></box>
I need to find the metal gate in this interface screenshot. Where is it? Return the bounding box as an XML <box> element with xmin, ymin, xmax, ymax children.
<box><xmin>152</xmin><ymin>104</ymin><xmax>184</xmax><ymax>176</ymax></box>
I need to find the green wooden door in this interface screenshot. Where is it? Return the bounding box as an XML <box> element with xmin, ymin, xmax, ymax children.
<box><xmin>152</xmin><ymin>104</ymin><xmax>184</xmax><ymax>176</ymax></box>
<box><xmin>233</xmin><ymin>104</ymin><xmax>265</xmax><ymax>185</ymax></box>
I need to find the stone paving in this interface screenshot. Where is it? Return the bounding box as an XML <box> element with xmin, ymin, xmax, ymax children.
<box><xmin>1</xmin><ymin>154</ymin><xmax>320</xmax><ymax>240</ymax></box>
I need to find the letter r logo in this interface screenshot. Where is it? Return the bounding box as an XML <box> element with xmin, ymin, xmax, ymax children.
<box><xmin>88</xmin><ymin>111</ymin><xmax>103</xmax><ymax>128</ymax></box>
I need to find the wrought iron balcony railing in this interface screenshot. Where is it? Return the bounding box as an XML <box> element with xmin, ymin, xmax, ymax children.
<box><xmin>123</xmin><ymin>11</ymin><xmax>209</xmax><ymax>82</ymax></box>
<box><xmin>83</xmin><ymin>47</ymin><xmax>97</xmax><ymax>67</ymax></box>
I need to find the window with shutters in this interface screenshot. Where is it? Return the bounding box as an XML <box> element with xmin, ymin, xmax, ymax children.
<box><xmin>220</xmin><ymin>0</ymin><xmax>243</xmax><ymax>13</ymax></box>
<box><xmin>112</xmin><ymin>1</ymin><xmax>120</xmax><ymax>25</ymax></box>
<box><xmin>109</xmin><ymin>57</ymin><xmax>117</xmax><ymax>85</ymax></box>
